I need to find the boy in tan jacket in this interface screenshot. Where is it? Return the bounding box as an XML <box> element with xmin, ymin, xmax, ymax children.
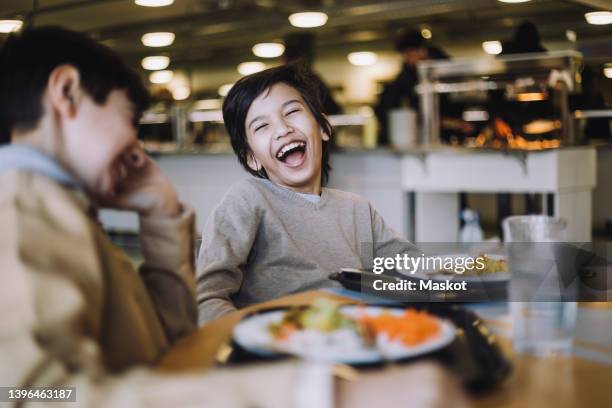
<box><xmin>0</xmin><ymin>26</ymin><xmax>467</xmax><ymax>407</ymax></box>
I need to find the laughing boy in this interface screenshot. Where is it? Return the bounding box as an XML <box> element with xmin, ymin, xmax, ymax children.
<box><xmin>197</xmin><ymin>65</ymin><xmax>418</xmax><ymax>323</ymax></box>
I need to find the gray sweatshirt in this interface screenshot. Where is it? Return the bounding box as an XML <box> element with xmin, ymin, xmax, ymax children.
<box><xmin>196</xmin><ymin>178</ymin><xmax>418</xmax><ymax>324</ymax></box>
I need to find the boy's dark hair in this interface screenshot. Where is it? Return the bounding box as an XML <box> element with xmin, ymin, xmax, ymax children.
<box><xmin>222</xmin><ymin>63</ymin><xmax>333</xmax><ymax>184</ymax></box>
<box><xmin>0</xmin><ymin>26</ymin><xmax>149</xmax><ymax>144</ymax></box>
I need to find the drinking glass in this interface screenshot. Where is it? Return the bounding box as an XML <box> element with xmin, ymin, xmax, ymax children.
<box><xmin>504</xmin><ymin>215</ymin><xmax>578</xmax><ymax>356</ymax></box>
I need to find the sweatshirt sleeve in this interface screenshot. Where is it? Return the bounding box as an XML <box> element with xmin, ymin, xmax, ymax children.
<box><xmin>196</xmin><ymin>182</ymin><xmax>262</xmax><ymax>325</ymax></box>
<box><xmin>369</xmin><ymin>203</ymin><xmax>421</xmax><ymax>259</ymax></box>
<box><xmin>138</xmin><ymin>205</ymin><xmax>198</xmax><ymax>343</ymax></box>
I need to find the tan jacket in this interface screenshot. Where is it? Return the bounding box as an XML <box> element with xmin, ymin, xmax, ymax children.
<box><xmin>0</xmin><ymin>169</ymin><xmax>197</xmax><ymax>383</ymax></box>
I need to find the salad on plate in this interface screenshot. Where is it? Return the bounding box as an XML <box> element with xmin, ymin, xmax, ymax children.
<box><xmin>233</xmin><ymin>299</ymin><xmax>455</xmax><ymax>363</ymax></box>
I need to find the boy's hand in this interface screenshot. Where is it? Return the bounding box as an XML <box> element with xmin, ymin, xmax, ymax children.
<box><xmin>97</xmin><ymin>145</ymin><xmax>181</xmax><ymax>218</ymax></box>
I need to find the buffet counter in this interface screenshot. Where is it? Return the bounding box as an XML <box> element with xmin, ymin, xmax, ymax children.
<box><xmin>402</xmin><ymin>146</ymin><xmax>596</xmax><ymax>241</ymax></box>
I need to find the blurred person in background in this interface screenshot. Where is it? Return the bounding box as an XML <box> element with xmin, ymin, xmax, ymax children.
<box><xmin>495</xmin><ymin>20</ymin><xmax>552</xmax><ymax>128</ymax></box>
<box><xmin>501</xmin><ymin>20</ymin><xmax>547</xmax><ymax>54</ymax></box>
<box><xmin>572</xmin><ymin>65</ymin><xmax>611</xmax><ymax>141</ymax></box>
<box><xmin>0</xmin><ymin>25</ymin><xmax>469</xmax><ymax>407</ymax></box>
<box><xmin>375</xmin><ymin>28</ymin><xmax>473</xmax><ymax>146</ymax></box>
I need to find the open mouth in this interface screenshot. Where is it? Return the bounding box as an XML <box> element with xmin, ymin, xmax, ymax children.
<box><xmin>276</xmin><ymin>141</ymin><xmax>307</xmax><ymax>166</ymax></box>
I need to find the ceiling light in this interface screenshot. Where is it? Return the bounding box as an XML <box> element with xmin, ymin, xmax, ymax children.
<box><xmin>421</xmin><ymin>27</ymin><xmax>432</xmax><ymax>39</ymax></box>
<box><xmin>218</xmin><ymin>83</ymin><xmax>234</xmax><ymax>97</ymax></box>
<box><xmin>498</xmin><ymin>0</ymin><xmax>531</xmax><ymax>3</ymax></box>
<box><xmin>149</xmin><ymin>70</ymin><xmax>173</xmax><ymax>84</ymax></box>
<box><xmin>141</xmin><ymin>56</ymin><xmax>170</xmax><ymax>70</ymax></box>
<box><xmin>252</xmin><ymin>43</ymin><xmax>285</xmax><ymax>58</ymax></box>
<box><xmin>347</xmin><ymin>51</ymin><xmax>378</xmax><ymax>66</ymax></box>
<box><xmin>604</xmin><ymin>65</ymin><xmax>612</xmax><ymax>79</ymax></box>
<box><xmin>141</xmin><ymin>32</ymin><xmax>175</xmax><ymax>47</ymax></box>
<box><xmin>565</xmin><ymin>30</ymin><xmax>577</xmax><ymax>42</ymax></box>
<box><xmin>0</xmin><ymin>20</ymin><xmax>23</xmax><ymax>33</ymax></box>
<box><xmin>585</xmin><ymin>11</ymin><xmax>612</xmax><ymax>25</ymax></box>
<box><xmin>288</xmin><ymin>12</ymin><xmax>328</xmax><ymax>28</ymax></box>
<box><xmin>135</xmin><ymin>0</ymin><xmax>174</xmax><ymax>6</ymax></box>
<box><xmin>482</xmin><ymin>40</ymin><xmax>503</xmax><ymax>55</ymax></box>
<box><xmin>237</xmin><ymin>61</ymin><xmax>266</xmax><ymax>75</ymax></box>
<box><xmin>172</xmin><ymin>86</ymin><xmax>190</xmax><ymax>101</ymax></box>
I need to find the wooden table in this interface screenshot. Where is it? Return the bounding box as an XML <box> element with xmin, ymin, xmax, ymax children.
<box><xmin>157</xmin><ymin>291</ymin><xmax>611</xmax><ymax>408</ymax></box>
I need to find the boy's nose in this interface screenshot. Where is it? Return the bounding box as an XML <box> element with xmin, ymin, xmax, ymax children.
<box><xmin>274</xmin><ymin>120</ymin><xmax>293</xmax><ymax>139</ymax></box>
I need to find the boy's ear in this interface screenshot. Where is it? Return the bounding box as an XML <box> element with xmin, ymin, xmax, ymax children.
<box><xmin>47</xmin><ymin>65</ymin><xmax>83</xmax><ymax>119</ymax></box>
<box><xmin>320</xmin><ymin>113</ymin><xmax>330</xmax><ymax>141</ymax></box>
<box><xmin>246</xmin><ymin>152</ymin><xmax>262</xmax><ymax>172</ymax></box>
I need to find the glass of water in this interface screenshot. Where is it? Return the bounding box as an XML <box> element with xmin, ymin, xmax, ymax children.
<box><xmin>503</xmin><ymin>215</ymin><xmax>578</xmax><ymax>356</ymax></box>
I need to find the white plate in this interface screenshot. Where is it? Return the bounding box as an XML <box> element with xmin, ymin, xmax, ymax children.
<box><xmin>406</xmin><ymin>253</ymin><xmax>510</xmax><ymax>283</ymax></box>
<box><xmin>232</xmin><ymin>306</ymin><xmax>456</xmax><ymax>364</ymax></box>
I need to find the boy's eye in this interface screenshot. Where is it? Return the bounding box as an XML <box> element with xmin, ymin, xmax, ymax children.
<box><xmin>285</xmin><ymin>109</ymin><xmax>300</xmax><ymax>116</ymax></box>
<box><xmin>254</xmin><ymin>123</ymin><xmax>268</xmax><ymax>132</ymax></box>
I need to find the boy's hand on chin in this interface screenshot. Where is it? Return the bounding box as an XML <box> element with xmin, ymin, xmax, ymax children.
<box><xmin>96</xmin><ymin>147</ymin><xmax>181</xmax><ymax>218</ymax></box>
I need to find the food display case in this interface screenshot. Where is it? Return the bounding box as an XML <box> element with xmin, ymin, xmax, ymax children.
<box><xmin>416</xmin><ymin>51</ymin><xmax>584</xmax><ymax>149</ymax></box>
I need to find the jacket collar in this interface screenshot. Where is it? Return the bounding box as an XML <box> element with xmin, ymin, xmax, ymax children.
<box><xmin>0</xmin><ymin>144</ymin><xmax>82</xmax><ymax>190</ymax></box>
